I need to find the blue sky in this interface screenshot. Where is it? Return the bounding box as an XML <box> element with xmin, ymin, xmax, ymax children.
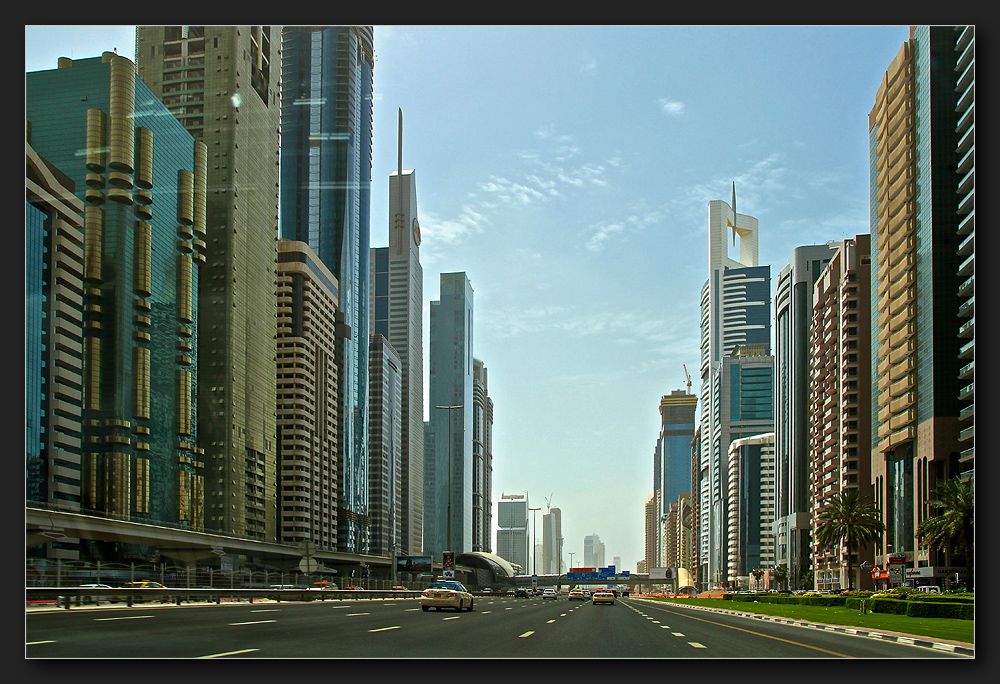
<box><xmin>26</xmin><ymin>24</ymin><xmax>912</xmax><ymax>574</ymax></box>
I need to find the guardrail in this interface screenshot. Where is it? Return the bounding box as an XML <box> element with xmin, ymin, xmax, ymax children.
<box><xmin>25</xmin><ymin>587</ymin><xmax>424</xmax><ymax>609</ymax></box>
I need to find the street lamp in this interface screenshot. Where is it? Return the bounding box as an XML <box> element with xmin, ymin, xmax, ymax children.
<box><xmin>529</xmin><ymin>506</ymin><xmax>540</xmax><ymax>575</ymax></box>
<box><xmin>435</xmin><ymin>405</ymin><xmax>463</xmax><ymax>558</ymax></box>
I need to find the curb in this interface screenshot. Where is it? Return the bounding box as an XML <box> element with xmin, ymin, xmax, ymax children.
<box><xmin>630</xmin><ymin>597</ymin><xmax>974</xmax><ymax>657</ymax></box>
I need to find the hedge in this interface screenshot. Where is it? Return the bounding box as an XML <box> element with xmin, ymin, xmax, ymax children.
<box><xmin>905</xmin><ymin>601</ymin><xmax>974</xmax><ymax>620</ymax></box>
<box><xmin>869</xmin><ymin>597</ymin><xmax>909</xmax><ymax>615</ymax></box>
<box><xmin>906</xmin><ymin>594</ymin><xmax>975</xmax><ymax>604</ymax></box>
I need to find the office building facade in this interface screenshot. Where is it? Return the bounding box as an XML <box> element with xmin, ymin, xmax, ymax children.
<box><xmin>542</xmin><ymin>506</ymin><xmax>563</xmax><ymax>575</ymax></box>
<box><xmin>496</xmin><ymin>492</ymin><xmax>529</xmax><ymax>571</ymax></box>
<box><xmin>368</xmin><ymin>334</ymin><xmax>402</xmax><ymax>558</ymax></box>
<box><xmin>653</xmin><ymin>389</ymin><xmax>697</xmax><ymax>567</ymax></box>
<box><xmin>26</xmin><ymin>142</ymin><xmax>86</xmax><ymax>560</ymax></box>
<box><xmin>727</xmin><ymin>433</ymin><xmax>776</xmax><ymax>586</ymax></box>
<box><xmin>27</xmin><ymin>54</ymin><xmax>208</xmax><ymax>556</ymax></box>
<box><xmin>275</xmin><ymin>240</ymin><xmax>340</xmax><ymax>550</ymax></box>
<box><xmin>279</xmin><ymin>26</ymin><xmax>375</xmax><ymax>552</ymax></box>
<box><xmin>773</xmin><ymin>244</ymin><xmax>835</xmax><ymax>589</ymax></box>
<box><xmin>583</xmin><ymin>533</ymin><xmax>605</xmax><ymax>569</ymax></box>
<box><xmin>808</xmin><ymin>235</ymin><xmax>874</xmax><ymax>590</ymax></box>
<box><xmin>137</xmin><ymin>26</ymin><xmax>281</xmax><ymax>541</ymax></box>
<box><xmin>698</xmin><ymin>192</ymin><xmax>771</xmax><ymax>589</ymax></box>
<box><xmin>370</xmin><ymin>109</ymin><xmax>425</xmax><ymax>556</ymax></box>
<box><xmin>869</xmin><ymin>27</ymin><xmax>968</xmax><ymax>584</ymax></box>
<box><xmin>472</xmin><ymin>359</ymin><xmax>494</xmax><ymax>553</ymax></box>
<box><xmin>424</xmin><ymin>273</ymin><xmax>475</xmax><ymax>558</ymax></box>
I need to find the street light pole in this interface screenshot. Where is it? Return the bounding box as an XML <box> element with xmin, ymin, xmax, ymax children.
<box><xmin>529</xmin><ymin>506</ymin><xmax>540</xmax><ymax>576</ymax></box>
<box><xmin>435</xmin><ymin>405</ymin><xmax>463</xmax><ymax>558</ymax></box>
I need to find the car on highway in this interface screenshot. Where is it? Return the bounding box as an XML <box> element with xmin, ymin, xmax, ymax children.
<box><xmin>76</xmin><ymin>583</ymin><xmax>115</xmax><ymax>604</ymax></box>
<box><xmin>515</xmin><ymin>587</ymin><xmax>531</xmax><ymax>598</ymax></box>
<box><xmin>421</xmin><ymin>580</ymin><xmax>474</xmax><ymax>612</ymax></box>
<box><xmin>592</xmin><ymin>589</ymin><xmax>615</xmax><ymax>605</ymax></box>
<box><xmin>123</xmin><ymin>581</ymin><xmax>169</xmax><ymax>603</ymax></box>
<box><xmin>542</xmin><ymin>587</ymin><xmax>557</xmax><ymax>600</ymax></box>
<box><xmin>568</xmin><ymin>588</ymin><xmax>586</xmax><ymax>600</ymax></box>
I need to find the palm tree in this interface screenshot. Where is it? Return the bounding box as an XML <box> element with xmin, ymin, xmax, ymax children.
<box><xmin>772</xmin><ymin>564</ymin><xmax>789</xmax><ymax>591</ymax></box>
<box><xmin>917</xmin><ymin>475</ymin><xmax>974</xmax><ymax>590</ymax></box>
<box><xmin>813</xmin><ymin>490</ymin><xmax>885</xmax><ymax>591</ymax></box>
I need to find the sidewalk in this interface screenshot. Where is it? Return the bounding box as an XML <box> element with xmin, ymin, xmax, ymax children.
<box><xmin>631</xmin><ymin>596</ymin><xmax>974</xmax><ymax>657</ymax></box>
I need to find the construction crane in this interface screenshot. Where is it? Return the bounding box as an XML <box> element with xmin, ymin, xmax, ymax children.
<box><xmin>683</xmin><ymin>364</ymin><xmax>692</xmax><ymax>393</ymax></box>
<box><xmin>546</xmin><ymin>493</ymin><xmax>554</xmax><ymax>512</ymax></box>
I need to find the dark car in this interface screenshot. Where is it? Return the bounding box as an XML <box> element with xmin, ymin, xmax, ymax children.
<box><xmin>515</xmin><ymin>588</ymin><xmax>531</xmax><ymax>598</ymax></box>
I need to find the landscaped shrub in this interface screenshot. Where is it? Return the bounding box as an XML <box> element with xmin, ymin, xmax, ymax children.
<box><xmin>797</xmin><ymin>595</ymin><xmax>847</xmax><ymax>607</ymax></box>
<box><xmin>869</xmin><ymin>597</ymin><xmax>908</xmax><ymax>614</ymax></box>
<box><xmin>905</xmin><ymin>600</ymin><xmax>974</xmax><ymax>620</ymax></box>
<box><xmin>908</xmin><ymin>594</ymin><xmax>974</xmax><ymax>604</ymax></box>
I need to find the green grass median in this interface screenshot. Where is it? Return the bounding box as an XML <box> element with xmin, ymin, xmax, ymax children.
<box><xmin>644</xmin><ymin>597</ymin><xmax>974</xmax><ymax>646</ymax></box>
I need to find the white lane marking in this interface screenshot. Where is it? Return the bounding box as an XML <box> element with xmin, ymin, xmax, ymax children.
<box><xmin>481</xmin><ymin>611</ymin><xmax>492</xmax><ymax>614</ymax></box>
<box><xmin>251</xmin><ymin>609</ymin><xmax>280</xmax><ymax>613</ymax></box>
<box><xmin>94</xmin><ymin>615</ymin><xmax>154</xmax><ymax>621</ymax></box>
<box><xmin>671</xmin><ymin>632</ymin><xmax>685</xmax><ymax>637</ymax></box>
<box><xmin>443</xmin><ymin>616</ymin><xmax>461</xmax><ymax>621</ymax></box>
<box><xmin>546</xmin><ymin>619</ymin><xmax>556</xmax><ymax>623</ymax></box>
<box><xmin>198</xmin><ymin>649</ymin><xmax>259</xmax><ymax>658</ymax></box>
<box><xmin>230</xmin><ymin>620</ymin><xmax>276</xmax><ymax>625</ymax></box>
<box><xmin>659</xmin><ymin>625</ymin><xmax>671</xmax><ymax>629</ymax></box>
<box><xmin>505</xmin><ymin>607</ymin><xmax>513</xmax><ymax>610</ymax></box>
<box><xmin>369</xmin><ymin>626</ymin><xmax>401</xmax><ymax>632</ymax></box>
<box><xmin>404</xmin><ymin>608</ymin><xmax>420</xmax><ymax>611</ymax></box>
<box><xmin>519</xmin><ymin>631</ymin><xmax>535</xmax><ymax>638</ymax></box>
<box><xmin>560</xmin><ymin>613</ymin><xmax>568</xmax><ymax>616</ymax></box>
<box><xmin>689</xmin><ymin>642</ymin><xmax>706</xmax><ymax>648</ymax></box>
<box><xmin>330</xmin><ymin>606</ymin><xmax>350</xmax><ymax>609</ymax></box>
<box><xmin>26</xmin><ymin>641</ymin><xmax>56</xmax><ymax>645</ymax></box>
<box><xmin>346</xmin><ymin>613</ymin><xmax>369</xmax><ymax>617</ymax></box>
<box><xmin>651</xmin><ymin>620</ymin><xmax>661</xmax><ymax>624</ymax></box>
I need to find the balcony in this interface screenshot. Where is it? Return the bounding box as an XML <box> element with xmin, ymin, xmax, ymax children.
<box><xmin>958</xmin><ymin>318</ymin><xmax>975</xmax><ymax>339</ymax></box>
<box><xmin>959</xmin><ymin>382</ymin><xmax>974</xmax><ymax>402</ymax></box>
<box><xmin>959</xmin><ymin>403</ymin><xmax>975</xmax><ymax>421</ymax></box>
<box><xmin>958</xmin><ymin>295</ymin><xmax>974</xmax><ymax>318</ymax></box>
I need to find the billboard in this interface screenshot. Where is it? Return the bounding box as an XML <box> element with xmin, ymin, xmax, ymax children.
<box><xmin>442</xmin><ymin>551</ymin><xmax>455</xmax><ymax>578</ymax></box>
<box><xmin>649</xmin><ymin>567</ymin><xmax>672</xmax><ymax>581</ymax></box>
<box><xmin>397</xmin><ymin>556</ymin><xmax>433</xmax><ymax>573</ymax></box>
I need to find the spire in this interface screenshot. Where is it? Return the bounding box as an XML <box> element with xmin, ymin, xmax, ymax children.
<box><xmin>730</xmin><ymin>181</ymin><xmax>737</xmax><ymax>245</ymax></box>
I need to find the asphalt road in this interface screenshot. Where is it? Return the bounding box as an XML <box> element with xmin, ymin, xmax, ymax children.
<box><xmin>25</xmin><ymin>595</ymin><xmax>966</xmax><ymax>658</ymax></box>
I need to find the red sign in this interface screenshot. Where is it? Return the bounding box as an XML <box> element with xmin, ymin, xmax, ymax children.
<box><xmin>41</xmin><ymin>531</ymin><xmax>66</xmax><ymax>540</ymax></box>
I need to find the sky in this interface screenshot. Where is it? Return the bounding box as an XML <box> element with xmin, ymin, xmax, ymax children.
<box><xmin>26</xmin><ymin>23</ymin><xmax>913</xmax><ymax>575</ymax></box>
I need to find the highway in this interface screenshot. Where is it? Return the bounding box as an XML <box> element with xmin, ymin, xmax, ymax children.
<box><xmin>25</xmin><ymin>595</ymin><xmax>967</xmax><ymax>658</ymax></box>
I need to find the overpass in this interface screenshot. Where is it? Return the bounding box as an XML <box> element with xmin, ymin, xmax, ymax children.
<box><xmin>26</xmin><ymin>506</ymin><xmax>394</xmax><ymax>578</ymax></box>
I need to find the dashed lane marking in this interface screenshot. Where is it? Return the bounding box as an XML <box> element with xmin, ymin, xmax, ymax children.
<box><xmin>26</xmin><ymin>641</ymin><xmax>55</xmax><ymax>645</ymax></box>
<box><xmin>229</xmin><ymin>620</ymin><xmax>276</xmax><ymax>626</ymax></box>
<box><xmin>689</xmin><ymin>642</ymin><xmax>706</xmax><ymax>648</ymax></box>
<box><xmin>346</xmin><ymin>613</ymin><xmax>370</xmax><ymax>617</ymax></box>
<box><xmin>672</xmin><ymin>632</ymin><xmax>686</xmax><ymax>637</ymax></box>
<box><xmin>95</xmin><ymin>615</ymin><xmax>154</xmax><ymax>621</ymax></box>
<box><xmin>369</xmin><ymin>626</ymin><xmax>401</xmax><ymax>632</ymax></box>
<box><xmin>519</xmin><ymin>631</ymin><xmax>535</xmax><ymax>638</ymax></box>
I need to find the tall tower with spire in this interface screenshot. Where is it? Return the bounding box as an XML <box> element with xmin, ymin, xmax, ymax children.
<box><xmin>371</xmin><ymin>109</ymin><xmax>425</xmax><ymax>556</ymax></box>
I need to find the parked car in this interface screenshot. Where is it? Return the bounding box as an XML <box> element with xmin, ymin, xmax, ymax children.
<box><xmin>592</xmin><ymin>590</ymin><xmax>615</xmax><ymax>605</ymax></box>
<box><xmin>421</xmin><ymin>580</ymin><xmax>474</xmax><ymax>612</ymax></box>
<box><xmin>916</xmin><ymin>585</ymin><xmax>942</xmax><ymax>594</ymax></box>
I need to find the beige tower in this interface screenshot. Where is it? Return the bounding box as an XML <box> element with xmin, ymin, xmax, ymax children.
<box><xmin>137</xmin><ymin>26</ymin><xmax>282</xmax><ymax>540</ymax></box>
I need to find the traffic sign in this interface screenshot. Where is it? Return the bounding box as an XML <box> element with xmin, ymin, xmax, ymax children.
<box><xmin>299</xmin><ymin>558</ymin><xmax>319</xmax><ymax>574</ymax></box>
<box><xmin>41</xmin><ymin>531</ymin><xmax>66</xmax><ymax>540</ymax></box>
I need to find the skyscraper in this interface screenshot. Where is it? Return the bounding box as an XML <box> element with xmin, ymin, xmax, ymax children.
<box><xmin>279</xmin><ymin>26</ymin><xmax>375</xmax><ymax>552</ymax></box>
<box><xmin>727</xmin><ymin>433</ymin><xmax>776</xmax><ymax>584</ymax></box>
<box><xmin>275</xmin><ymin>240</ymin><xmax>341</xmax><ymax>550</ymax></box>
<box><xmin>371</xmin><ymin>110</ymin><xmax>425</xmax><ymax>556</ymax></box>
<box><xmin>496</xmin><ymin>493</ymin><xmax>529</xmax><ymax>571</ymax></box>
<box><xmin>869</xmin><ymin>26</ymin><xmax>969</xmax><ymax>583</ymax></box>
<box><xmin>472</xmin><ymin>359</ymin><xmax>494</xmax><ymax>553</ymax></box>
<box><xmin>698</xmin><ymin>190</ymin><xmax>771</xmax><ymax>589</ymax></box>
<box><xmin>808</xmin><ymin>235</ymin><xmax>874</xmax><ymax>591</ymax></box>
<box><xmin>137</xmin><ymin>26</ymin><xmax>282</xmax><ymax>541</ymax></box>
<box><xmin>368</xmin><ymin>333</ymin><xmax>402</xmax><ymax>558</ymax></box>
<box><xmin>583</xmin><ymin>533</ymin><xmax>605</xmax><ymax>569</ymax></box>
<box><xmin>773</xmin><ymin>244</ymin><xmax>835</xmax><ymax>589</ymax></box>
<box><xmin>27</xmin><ymin>53</ymin><xmax>208</xmax><ymax>554</ymax></box>
<box><xmin>26</xmin><ymin>142</ymin><xmax>85</xmax><ymax>561</ymax></box>
<box><xmin>542</xmin><ymin>506</ymin><xmax>563</xmax><ymax>574</ymax></box>
<box><xmin>425</xmin><ymin>272</ymin><xmax>475</xmax><ymax>558</ymax></box>
<box><xmin>652</xmin><ymin>389</ymin><xmax>697</xmax><ymax>567</ymax></box>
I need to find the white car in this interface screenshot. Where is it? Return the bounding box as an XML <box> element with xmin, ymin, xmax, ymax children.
<box><xmin>542</xmin><ymin>588</ymin><xmax>557</xmax><ymax>600</ymax></box>
<box><xmin>421</xmin><ymin>580</ymin><xmax>474</xmax><ymax>612</ymax></box>
<box><xmin>592</xmin><ymin>590</ymin><xmax>615</xmax><ymax>605</ymax></box>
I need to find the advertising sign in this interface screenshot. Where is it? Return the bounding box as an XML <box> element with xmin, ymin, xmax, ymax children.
<box><xmin>442</xmin><ymin>551</ymin><xmax>455</xmax><ymax>578</ymax></box>
<box><xmin>397</xmin><ymin>556</ymin><xmax>433</xmax><ymax>573</ymax></box>
<box><xmin>649</xmin><ymin>567</ymin><xmax>671</xmax><ymax>581</ymax></box>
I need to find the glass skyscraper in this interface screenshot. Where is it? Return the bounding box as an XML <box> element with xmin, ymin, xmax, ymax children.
<box><xmin>280</xmin><ymin>26</ymin><xmax>375</xmax><ymax>552</ymax></box>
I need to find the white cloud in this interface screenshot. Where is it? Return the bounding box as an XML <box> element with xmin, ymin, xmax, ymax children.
<box><xmin>658</xmin><ymin>97</ymin><xmax>686</xmax><ymax>116</ymax></box>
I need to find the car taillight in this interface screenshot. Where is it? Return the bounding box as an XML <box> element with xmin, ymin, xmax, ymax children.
<box><xmin>422</xmin><ymin>591</ymin><xmax>429</xmax><ymax>596</ymax></box>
